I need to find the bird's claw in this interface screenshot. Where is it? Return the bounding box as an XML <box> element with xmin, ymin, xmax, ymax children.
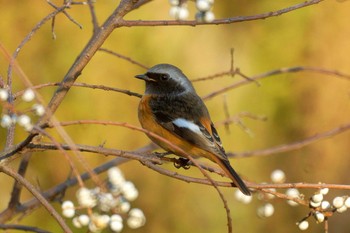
<box><xmin>174</xmin><ymin>158</ymin><xmax>190</xmax><ymax>170</ymax></box>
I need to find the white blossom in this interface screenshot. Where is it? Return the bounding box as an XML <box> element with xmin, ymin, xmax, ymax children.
<box><xmin>127</xmin><ymin>208</ymin><xmax>146</xmax><ymax>229</ymax></box>
<box><xmin>1</xmin><ymin>114</ymin><xmax>13</xmax><ymax>128</ymax></box>
<box><xmin>121</xmin><ymin>181</ymin><xmax>139</xmax><ymax>201</ymax></box>
<box><xmin>32</xmin><ymin>104</ymin><xmax>45</xmax><ymax>116</ymax></box>
<box><xmin>22</xmin><ymin>88</ymin><xmax>35</xmax><ymax>102</ymax></box>
<box><xmin>257</xmin><ymin>203</ymin><xmax>274</xmax><ymax>218</ymax></box>
<box><xmin>298</xmin><ymin>220</ymin><xmax>309</xmax><ymax>231</ymax></box>
<box><xmin>270</xmin><ymin>169</ymin><xmax>286</xmax><ymax>183</ymax></box>
<box><xmin>333</xmin><ymin>196</ymin><xmax>345</xmax><ymax>209</ymax></box>
<box><xmin>0</xmin><ymin>88</ymin><xmax>8</xmax><ymax>101</ymax></box>
<box><xmin>61</xmin><ymin>201</ymin><xmax>75</xmax><ymax>218</ymax></box>
<box><xmin>76</xmin><ymin>187</ymin><xmax>97</xmax><ymax>208</ymax></box>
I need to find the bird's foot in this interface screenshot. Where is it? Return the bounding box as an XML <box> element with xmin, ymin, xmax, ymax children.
<box><xmin>174</xmin><ymin>158</ymin><xmax>190</xmax><ymax>170</ymax></box>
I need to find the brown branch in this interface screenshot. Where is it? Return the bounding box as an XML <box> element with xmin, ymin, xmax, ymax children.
<box><xmin>230</xmin><ymin>122</ymin><xmax>350</xmax><ymax>158</ymax></box>
<box><xmin>99</xmin><ymin>48</ymin><xmax>149</xmax><ymax>70</ymax></box>
<box><xmin>13</xmin><ymin>82</ymin><xmax>142</xmax><ymax>99</ymax></box>
<box><xmin>0</xmin><ymin>145</ymin><xmax>152</xmax><ymax>223</ymax></box>
<box><xmin>202</xmin><ymin>66</ymin><xmax>350</xmax><ymax>100</ymax></box>
<box><xmin>0</xmin><ymin>224</ymin><xmax>50</xmax><ymax>233</ymax></box>
<box><xmin>38</xmin><ymin>0</ymin><xmax>141</xmax><ymax>127</ymax></box>
<box><xmin>8</xmin><ymin>153</ymin><xmax>32</xmax><ymax>209</ymax></box>
<box><xmin>0</xmin><ymin>165</ymin><xmax>72</xmax><ymax>233</ymax></box>
<box><xmin>121</xmin><ymin>0</ymin><xmax>324</xmax><ymax>27</ymax></box>
<box><xmin>87</xmin><ymin>0</ymin><xmax>99</xmax><ymax>33</ymax></box>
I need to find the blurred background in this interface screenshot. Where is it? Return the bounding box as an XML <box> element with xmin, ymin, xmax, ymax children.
<box><xmin>0</xmin><ymin>0</ymin><xmax>350</xmax><ymax>232</ymax></box>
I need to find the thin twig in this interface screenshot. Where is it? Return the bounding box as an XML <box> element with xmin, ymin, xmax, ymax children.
<box><xmin>0</xmin><ymin>165</ymin><xmax>72</xmax><ymax>233</ymax></box>
<box><xmin>0</xmin><ymin>224</ymin><xmax>51</xmax><ymax>233</ymax></box>
<box><xmin>8</xmin><ymin>153</ymin><xmax>32</xmax><ymax>209</ymax></box>
<box><xmin>13</xmin><ymin>82</ymin><xmax>142</xmax><ymax>99</ymax></box>
<box><xmin>87</xmin><ymin>0</ymin><xmax>99</xmax><ymax>33</ymax></box>
<box><xmin>99</xmin><ymin>48</ymin><xmax>149</xmax><ymax>70</ymax></box>
<box><xmin>202</xmin><ymin>66</ymin><xmax>350</xmax><ymax>100</ymax></box>
<box><xmin>121</xmin><ymin>0</ymin><xmax>324</xmax><ymax>27</ymax></box>
<box><xmin>230</xmin><ymin>122</ymin><xmax>350</xmax><ymax>158</ymax></box>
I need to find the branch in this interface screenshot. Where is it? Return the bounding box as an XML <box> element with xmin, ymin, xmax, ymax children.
<box><xmin>39</xmin><ymin>0</ymin><xmax>141</xmax><ymax>125</ymax></box>
<box><xmin>121</xmin><ymin>0</ymin><xmax>324</xmax><ymax>27</ymax></box>
<box><xmin>0</xmin><ymin>165</ymin><xmax>72</xmax><ymax>233</ymax></box>
<box><xmin>202</xmin><ymin>66</ymin><xmax>350</xmax><ymax>100</ymax></box>
<box><xmin>0</xmin><ymin>224</ymin><xmax>50</xmax><ymax>233</ymax></box>
<box><xmin>230</xmin><ymin>122</ymin><xmax>350</xmax><ymax>158</ymax></box>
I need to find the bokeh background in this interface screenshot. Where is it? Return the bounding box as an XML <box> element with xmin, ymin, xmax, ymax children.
<box><xmin>1</xmin><ymin>0</ymin><xmax>350</xmax><ymax>232</ymax></box>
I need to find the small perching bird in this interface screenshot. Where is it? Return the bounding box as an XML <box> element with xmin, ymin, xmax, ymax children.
<box><xmin>135</xmin><ymin>64</ymin><xmax>250</xmax><ymax>196</ymax></box>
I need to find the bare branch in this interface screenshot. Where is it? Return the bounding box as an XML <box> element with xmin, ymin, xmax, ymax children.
<box><xmin>230</xmin><ymin>122</ymin><xmax>350</xmax><ymax>158</ymax></box>
<box><xmin>0</xmin><ymin>224</ymin><xmax>51</xmax><ymax>233</ymax></box>
<box><xmin>99</xmin><ymin>48</ymin><xmax>149</xmax><ymax>70</ymax></box>
<box><xmin>122</xmin><ymin>0</ymin><xmax>324</xmax><ymax>27</ymax></box>
<box><xmin>202</xmin><ymin>66</ymin><xmax>350</xmax><ymax>100</ymax></box>
<box><xmin>0</xmin><ymin>165</ymin><xmax>72</xmax><ymax>233</ymax></box>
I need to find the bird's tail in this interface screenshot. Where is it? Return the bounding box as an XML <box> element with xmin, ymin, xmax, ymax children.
<box><xmin>215</xmin><ymin>157</ymin><xmax>251</xmax><ymax>196</ymax></box>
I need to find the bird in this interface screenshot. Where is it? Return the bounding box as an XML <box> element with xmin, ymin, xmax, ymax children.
<box><xmin>135</xmin><ymin>63</ymin><xmax>250</xmax><ymax>195</ymax></box>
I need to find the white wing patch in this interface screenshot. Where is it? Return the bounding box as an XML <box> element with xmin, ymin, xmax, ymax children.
<box><xmin>173</xmin><ymin>118</ymin><xmax>201</xmax><ymax>133</ymax></box>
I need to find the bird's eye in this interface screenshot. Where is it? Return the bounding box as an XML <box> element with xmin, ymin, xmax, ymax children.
<box><xmin>160</xmin><ymin>74</ymin><xmax>169</xmax><ymax>81</ymax></box>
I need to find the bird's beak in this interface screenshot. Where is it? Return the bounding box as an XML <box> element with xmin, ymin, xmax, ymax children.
<box><xmin>135</xmin><ymin>74</ymin><xmax>149</xmax><ymax>81</ymax></box>
<box><xmin>135</xmin><ymin>73</ymin><xmax>156</xmax><ymax>82</ymax></box>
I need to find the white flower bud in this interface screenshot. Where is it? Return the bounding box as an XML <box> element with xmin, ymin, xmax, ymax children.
<box><xmin>309</xmin><ymin>200</ymin><xmax>321</xmax><ymax>208</ymax></box>
<box><xmin>61</xmin><ymin>201</ymin><xmax>75</xmax><ymax>218</ymax></box>
<box><xmin>344</xmin><ymin>197</ymin><xmax>350</xmax><ymax>208</ymax></box>
<box><xmin>94</xmin><ymin>214</ymin><xmax>110</xmax><ymax>229</ymax></box>
<box><xmin>204</xmin><ymin>11</ymin><xmax>215</xmax><ymax>23</ymax></box>
<box><xmin>127</xmin><ymin>208</ymin><xmax>146</xmax><ymax>229</ymax></box>
<box><xmin>196</xmin><ymin>0</ymin><xmax>211</xmax><ymax>11</ymax></box>
<box><xmin>1</xmin><ymin>114</ymin><xmax>13</xmax><ymax>128</ymax></box>
<box><xmin>270</xmin><ymin>169</ymin><xmax>286</xmax><ymax>183</ymax></box>
<box><xmin>235</xmin><ymin>189</ymin><xmax>252</xmax><ymax>204</ymax></box>
<box><xmin>298</xmin><ymin>220</ymin><xmax>309</xmax><ymax>231</ymax></box>
<box><xmin>314</xmin><ymin>211</ymin><xmax>325</xmax><ymax>223</ymax></box>
<box><xmin>168</xmin><ymin>0</ymin><xmax>179</xmax><ymax>6</ymax></box>
<box><xmin>120</xmin><ymin>200</ymin><xmax>131</xmax><ymax>213</ymax></box>
<box><xmin>336</xmin><ymin>205</ymin><xmax>347</xmax><ymax>213</ymax></box>
<box><xmin>311</xmin><ymin>193</ymin><xmax>323</xmax><ymax>203</ymax></box>
<box><xmin>320</xmin><ymin>187</ymin><xmax>329</xmax><ymax>195</ymax></box>
<box><xmin>76</xmin><ymin>187</ymin><xmax>97</xmax><ymax>208</ymax></box>
<box><xmin>22</xmin><ymin>88</ymin><xmax>35</xmax><ymax>102</ymax></box>
<box><xmin>78</xmin><ymin>214</ymin><xmax>90</xmax><ymax>226</ymax></box>
<box><xmin>177</xmin><ymin>6</ymin><xmax>189</xmax><ymax>20</ymax></box>
<box><xmin>0</xmin><ymin>88</ymin><xmax>9</xmax><ymax>101</ymax></box>
<box><xmin>257</xmin><ymin>203</ymin><xmax>274</xmax><ymax>218</ymax></box>
<box><xmin>73</xmin><ymin>217</ymin><xmax>82</xmax><ymax>228</ymax></box>
<box><xmin>108</xmin><ymin>167</ymin><xmax>125</xmax><ymax>187</ymax></box>
<box><xmin>32</xmin><ymin>104</ymin><xmax>45</xmax><ymax>116</ymax></box>
<box><xmin>333</xmin><ymin>196</ymin><xmax>345</xmax><ymax>208</ymax></box>
<box><xmin>110</xmin><ymin>220</ymin><xmax>123</xmax><ymax>232</ymax></box>
<box><xmin>121</xmin><ymin>181</ymin><xmax>139</xmax><ymax>201</ymax></box>
<box><xmin>98</xmin><ymin>192</ymin><xmax>118</xmax><ymax>212</ymax></box>
<box><xmin>286</xmin><ymin>188</ymin><xmax>300</xmax><ymax>206</ymax></box>
<box><xmin>18</xmin><ymin>115</ymin><xmax>31</xmax><ymax>127</ymax></box>
<box><xmin>111</xmin><ymin>214</ymin><xmax>123</xmax><ymax>222</ymax></box>
<box><xmin>169</xmin><ymin>6</ymin><xmax>180</xmax><ymax>18</ymax></box>
<box><xmin>88</xmin><ymin>222</ymin><xmax>99</xmax><ymax>233</ymax></box>
<box><xmin>110</xmin><ymin>215</ymin><xmax>123</xmax><ymax>232</ymax></box>
<box><xmin>62</xmin><ymin>201</ymin><xmax>74</xmax><ymax>209</ymax></box>
<box><xmin>321</xmin><ymin>200</ymin><xmax>331</xmax><ymax>210</ymax></box>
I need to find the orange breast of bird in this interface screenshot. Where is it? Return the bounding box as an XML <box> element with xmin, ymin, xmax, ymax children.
<box><xmin>138</xmin><ymin>95</ymin><xmax>213</xmax><ymax>160</ymax></box>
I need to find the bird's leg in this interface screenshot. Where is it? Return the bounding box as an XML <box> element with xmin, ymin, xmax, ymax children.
<box><xmin>174</xmin><ymin>157</ymin><xmax>190</xmax><ymax>170</ymax></box>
